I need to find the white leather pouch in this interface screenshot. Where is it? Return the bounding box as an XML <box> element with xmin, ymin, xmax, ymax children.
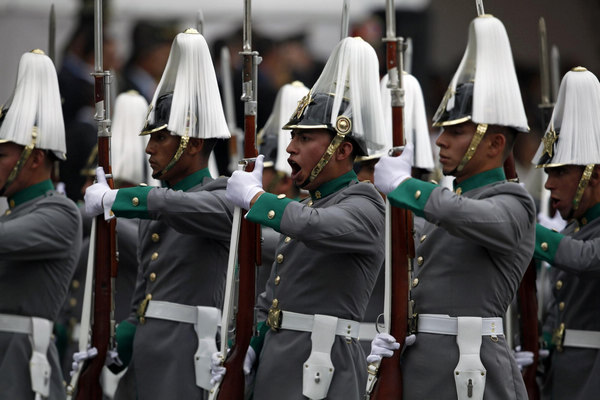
<box><xmin>454</xmin><ymin>317</ymin><xmax>486</xmax><ymax>400</ymax></box>
<box><xmin>302</xmin><ymin>314</ymin><xmax>337</xmax><ymax>400</ymax></box>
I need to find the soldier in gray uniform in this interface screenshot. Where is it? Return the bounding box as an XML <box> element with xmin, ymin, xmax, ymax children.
<box><xmin>224</xmin><ymin>36</ymin><xmax>387</xmax><ymax>400</ymax></box>
<box><xmin>531</xmin><ymin>67</ymin><xmax>600</xmax><ymax>400</ymax></box>
<box><xmin>0</xmin><ymin>49</ymin><xmax>82</xmax><ymax>399</ymax></box>
<box><xmin>85</xmin><ymin>29</ymin><xmax>233</xmax><ymax>399</ymax></box>
<box><xmin>371</xmin><ymin>13</ymin><xmax>535</xmax><ymax>400</ymax></box>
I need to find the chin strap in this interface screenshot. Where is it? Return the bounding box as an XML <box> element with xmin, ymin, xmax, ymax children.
<box><xmin>300</xmin><ymin>116</ymin><xmax>351</xmax><ymax>188</ymax></box>
<box><xmin>570</xmin><ymin>164</ymin><xmax>595</xmax><ymax>218</ymax></box>
<box><xmin>0</xmin><ymin>128</ymin><xmax>38</xmax><ymax>196</ymax></box>
<box><xmin>152</xmin><ymin>135</ymin><xmax>190</xmax><ymax>180</ymax></box>
<box><xmin>454</xmin><ymin>123</ymin><xmax>488</xmax><ymax>174</ymax></box>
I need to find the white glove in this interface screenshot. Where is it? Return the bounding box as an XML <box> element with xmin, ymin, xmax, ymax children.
<box><xmin>84</xmin><ymin>167</ymin><xmax>117</xmax><ymax>220</ymax></box>
<box><xmin>210</xmin><ymin>351</ymin><xmax>227</xmax><ymax>385</ymax></box>
<box><xmin>70</xmin><ymin>346</ymin><xmax>98</xmax><ymax>376</ymax></box>
<box><xmin>243</xmin><ymin>346</ymin><xmax>257</xmax><ymax>375</ymax></box>
<box><xmin>538</xmin><ymin>212</ymin><xmax>567</xmax><ymax>232</ymax></box>
<box><xmin>374</xmin><ymin>142</ymin><xmax>414</xmax><ymax>195</ymax></box>
<box><xmin>366</xmin><ymin>332</ymin><xmax>401</xmax><ymax>364</ymax></box>
<box><xmin>513</xmin><ymin>345</ymin><xmax>534</xmax><ymax>371</ymax></box>
<box><xmin>226</xmin><ymin>154</ymin><xmax>265</xmax><ymax>209</ymax></box>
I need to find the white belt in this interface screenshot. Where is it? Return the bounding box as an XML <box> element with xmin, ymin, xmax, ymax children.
<box><xmin>145</xmin><ymin>300</ymin><xmax>208</xmax><ymax>324</ymax></box>
<box><xmin>0</xmin><ymin>313</ymin><xmax>34</xmax><ymax>334</ymax></box>
<box><xmin>281</xmin><ymin>310</ymin><xmax>360</xmax><ymax>340</ymax></box>
<box><xmin>0</xmin><ymin>314</ymin><xmax>53</xmax><ymax>398</ymax></box>
<box><xmin>563</xmin><ymin>329</ymin><xmax>600</xmax><ymax>349</ymax></box>
<box><xmin>418</xmin><ymin>314</ymin><xmax>503</xmax><ymax>336</ymax></box>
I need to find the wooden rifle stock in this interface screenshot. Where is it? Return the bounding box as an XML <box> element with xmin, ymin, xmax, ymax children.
<box><xmin>370</xmin><ymin>35</ymin><xmax>414</xmax><ymax>400</ymax></box>
<box><xmin>217</xmin><ymin>10</ymin><xmax>261</xmax><ymax>396</ymax></box>
<box><xmin>503</xmin><ymin>153</ymin><xmax>540</xmax><ymax>400</ymax></box>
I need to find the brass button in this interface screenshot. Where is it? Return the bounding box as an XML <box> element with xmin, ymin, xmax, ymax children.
<box><xmin>276</xmin><ymin>254</ymin><xmax>284</xmax><ymax>263</ymax></box>
<box><xmin>417</xmin><ymin>256</ymin><xmax>424</xmax><ymax>266</ymax></box>
<box><xmin>274</xmin><ymin>276</ymin><xmax>281</xmax><ymax>285</ymax></box>
<box><xmin>284</xmin><ymin>236</ymin><xmax>292</xmax><ymax>243</ymax></box>
<box><xmin>9</xmin><ymin>199</ymin><xmax>15</xmax><ymax>208</ymax></box>
<box><xmin>541</xmin><ymin>242</ymin><xmax>549</xmax><ymax>251</ymax></box>
<box><xmin>555</xmin><ymin>280</ymin><xmax>563</xmax><ymax>290</ymax></box>
<box><xmin>272</xmin><ymin>298</ymin><xmax>279</xmax><ymax>308</ymax></box>
<box><xmin>412</xmin><ymin>278</ymin><xmax>419</xmax><ymax>288</ymax></box>
<box><xmin>151</xmin><ymin>233</ymin><xmax>160</xmax><ymax>242</ymax></box>
<box><xmin>132</xmin><ymin>197</ymin><xmax>140</xmax><ymax>206</ymax></box>
<box><xmin>558</xmin><ymin>301</ymin><xmax>565</xmax><ymax>311</ymax></box>
<box><xmin>72</xmin><ymin>280</ymin><xmax>80</xmax><ymax>289</ymax></box>
<box><xmin>146</xmin><ymin>293</ymin><xmax>152</xmax><ymax>300</ymax></box>
<box><xmin>268</xmin><ymin>210</ymin><xmax>276</xmax><ymax>219</ymax></box>
<box><xmin>307</xmin><ymin>200</ymin><xmax>314</xmax><ymax>207</ymax></box>
<box><xmin>149</xmin><ymin>272</ymin><xmax>157</xmax><ymax>282</ymax></box>
<box><xmin>139</xmin><ymin>183</ymin><xmax>148</xmax><ymax>187</ymax></box>
<box><xmin>4</xmin><ymin>210</ymin><xmax>11</xmax><ymax>216</ymax></box>
<box><xmin>420</xmin><ymin>235</ymin><xmax>427</xmax><ymax>243</ymax></box>
<box><xmin>574</xmin><ymin>226</ymin><xmax>580</xmax><ymax>233</ymax></box>
<box><xmin>151</xmin><ymin>252</ymin><xmax>159</xmax><ymax>261</ymax></box>
<box><xmin>277</xmin><ymin>194</ymin><xmax>286</xmax><ymax>199</ymax></box>
<box><xmin>315</xmin><ymin>191</ymin><xmax>322</xmax><ymax>199</ymax></box>
<box><xmin>69</xmin><ymin>297</ymin><xmax>77</xmax><ymax>307</ymax></box>
<box><xmin>581</xmin><ymin>217</ymin><xmax>588</xmax><ymax>225</ymax></box>
<box><xmin>415</xmin><ymin>190</ymin><xmax>421</xmax><ymax>199</ymax></box>
<box><xmin>455</xmin><ymin>187</ymin><xmax>463</xmax><ymax>195</ymax></box>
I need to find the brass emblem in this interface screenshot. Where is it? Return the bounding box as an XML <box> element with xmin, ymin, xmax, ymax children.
<box><xmin>335</xmin><ymin>116</ymin><xmax>351</xmax><ymax>135</ymax></box>
<box><xmin>552</xmin><ymin>322</ymin><xmax>565</xmax><ymax>352</ymax></box>
<box><xmin>137</xmin><ymin>294</ymin><xmax>152</xmax><ymax>323</ymax></box>
<box><xmin>542</xmin><ymin>128</ymin><xmax>558</xmax><ymax>158</ymax></box>
<box><xmin>293</xmin><ymin>93</ymin><xmax>312</xmax><ymax>120</ymax></box>
<box><xmin>266</xmin><ymin>300</ymin><xmax>282</xmax><ymax>331</ymax></box>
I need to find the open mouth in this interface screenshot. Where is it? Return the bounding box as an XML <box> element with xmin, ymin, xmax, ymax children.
<box><xmin>288</xmin><ymin>159</ymin><xmax>301</xmax><ymax>180</ymax></box>
<box><xmin>550</xmin><ymin>197</ymin><xmax>560</xmax><ymax>210</ymax></box>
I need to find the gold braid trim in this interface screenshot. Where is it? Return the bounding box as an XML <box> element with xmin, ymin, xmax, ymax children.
<box><xmin>573</xmin><ymin>164</ymin><xmax>594</xmax><ymax>212</ymax></box>
<box><xmin>456</xmin><ymin>123</ymin><xmax>487</xmax><ymax>172</ymax></box>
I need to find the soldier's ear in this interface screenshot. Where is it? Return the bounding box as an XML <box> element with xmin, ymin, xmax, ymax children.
<box><xmin>486</xmin><ymin>132</ymin><xmax>506</xmax><ymax>158</ymax></box>
<box><xmin>30</xmin><ymin>148</ymin><xmax>47</xmax><ymax>169</ymax></box>
<box><xmin>335</xmin><ymin>141</ymin><xmax>353</xmax><ymax>162</ymax></box>
<box><xmin>186</xmin><ymin>138</ymin><xmax>204</xmax><ymax>156</ymax></box>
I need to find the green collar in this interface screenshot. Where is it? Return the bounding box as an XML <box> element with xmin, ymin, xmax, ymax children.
<box><xmin>170</xmin><ymin>168</ymin><xmax>211</xmax><ymax>191</ymax></box>
<box><xmin>309</xmin><ymin>170</ymin><xmax>357</xmax><ymax>201</ymax></box>
<box><xmin>7</xmin><ymin>179</ymin><xmax>54</xmax><ymax>209</ymax></box>
<box><xmin>453</xmin><ymin>167</ymin><xmax>506</xmax><ymax>194</ymax></box>
<box><xmin>579</xmin><ymin>202</ymin><xmax>600</xmax><ymax>226</ymax></box>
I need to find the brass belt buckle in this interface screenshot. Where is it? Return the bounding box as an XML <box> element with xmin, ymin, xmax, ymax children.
<box><xmin>266</xmin><ymin>299</ymin><xmax>282</xmax><ymax>331</ymax></box>
<box><xmin>552</xmin><ymin>322</ymin><xmax>565</xmax><ymax>352</ymax></box>
<box><xmin>137</xmin><ymin>294</ymin><xmax>152</xmax><ymax>324</ymax></box>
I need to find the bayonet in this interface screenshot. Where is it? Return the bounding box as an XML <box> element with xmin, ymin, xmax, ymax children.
<box><xmin>539</xmin><ymin>17</ymin><xmax>551</xmax><ymax>107</ymax></box>
<box><xmin>48</xmin><ymin>4</ymin><xmax>55</xmax><ymax>64</ymax></box>
<box><xmin>196</xmin><ymin>9</ymin><xmax>204</xmax><ymax>35</ymax></box>
<box><xmin>476</xmin><ymin>0</ymin><xmax>485</xmax><ymax>16</ymax></box>
<box><xmin>340</xmin><ymin>0</ymin><xmax>350</xmax><ymax>40</ymax></box>
<box><xmin>551</xmin><ymin>45</ymin><xmax>560</xmax><ymax>103</ymax></box>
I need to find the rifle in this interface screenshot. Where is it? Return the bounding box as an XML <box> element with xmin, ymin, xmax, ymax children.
<box><xmin>211</xmin><ymin>1</ymin><xmax>261</xmax><ymax>398</ymax></box>
<box><xmin>67</xmin><ymin>1</ymin><xmax>118</xmax><ymax>398</ymax></box>
<box><xmin>366</xmin><ymin>1</ymin><xmax>414</xmax><ymax>398</ymax></box>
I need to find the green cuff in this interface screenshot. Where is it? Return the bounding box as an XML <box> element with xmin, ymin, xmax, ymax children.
<box><xmin>112</xmin><ymin>186</ymin><xmax>153</xmax><ymax>219</ymax></box>
<box><xmin>534</xmin><ymin>224</ymin><xmax>563</xmax><ymax>264</ymax></box>
<box><xmin>246</xmin><ymin>193</ymin><xmax>293</xmax><ymax>231</ymax></box>
<box><xmin>249</xmin><ymin>321</ymin><xmax>269</xmax><ymax>356</ymax></box>
<box><xmin>387</xmin><ymin>178</ymin><xmax>437</xmax><ymax>218</ymax></box>
<box><xmin>542</xmin><ymin>330</ymin><xmax>555</xmax><ymax>351</ymax></box>
<box><xmin>116</xmin><ymin>320</ymin><xmax>137</xmax><ymax>366</ymax></box>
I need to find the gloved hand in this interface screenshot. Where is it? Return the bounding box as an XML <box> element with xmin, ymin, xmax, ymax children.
<box><xmin>513</xmin><ymin>345</ymin><xmax>534</xmax><ymax>371</ymax></box>
<box><xmin>374</xmin><ymin>142</ymin><xmax>414</xmax><ymax>195</ymax></box>
<box><xmin>538</xmin><ymin>212</ymin><xmax>567</xmax><ymax>232</ymax></box>
<box><xmin>210</xmin><ymin>352</ymin><xmax>227</xmax><ymax>385</ymax></box>
<box><xmin>226</xmin><ymin>154</ymin><xmax>265</xmax><ymax>210</ymax></box>
<box><xmin>243</xmin><ymin>346</ymin><xmax>257</xmax><ymax>375</ymax></box>
<box><xmin>70</xmin><ymin>346</ymin><xmax>98</xmax><ymax>377</ymax></box>
<box><xmin>367</xmin><ymin>332</ymin><xmax>402</xmax><ymax>364</ymax></box>
<box><xmin>84</xmin><ymin>167</ymin><xmax>117</xmax><ymax>220</ymax></box>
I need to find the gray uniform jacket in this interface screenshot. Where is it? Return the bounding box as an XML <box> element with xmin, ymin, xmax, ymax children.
<box><xmin>112</xmin><ymin>170</ymin><xmax>233</xmax><ymax>399</ymax></box>
<box><xmin>536</xmin><ymin>203</ymin><xmax>600</xmax><ymax>400</ymax></box>
<box><xmin>246</xmin><ymin>171</ymin><xmax>385</xmax><ymax>400</ymax></box>
<box><xmin>0</xmin><ymin>180</ymin><xmax>82</xmax><ymax>399</ymax></box>
<box><xmin>388</xmin><ymin>168</ymin><xmax>535</xmax><ymax>400</ymax></box>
